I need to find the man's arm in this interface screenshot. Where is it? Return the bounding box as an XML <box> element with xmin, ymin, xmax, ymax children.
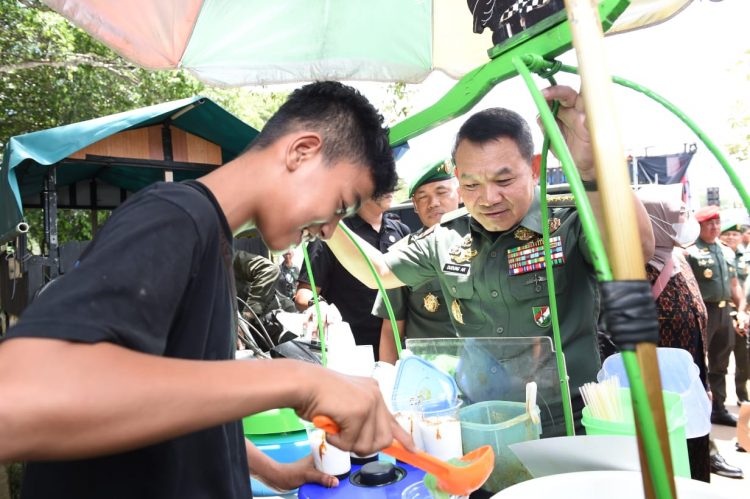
<box><xmin>378</xmin><ymin>319</ymin><xmax>405</xmax><ymax>365</ymax></box>
<box><xmin>0</xmin><ymin>337</ymin><xmax>414</xmax><ymax>462</ymax></box>
<box><xmin>325</xmin><ymin>226</ymin><xmax>404</xmax><ymax>290</ymax></box>
<box><xmin>294</xmin><ymin>282</ymin><xmax>319</xmax><ymax>311</ymax></box>
<box><xmin>541</xmin><ymin>86</ymin><xmax>655</xmax><ymax>263</ymax></box>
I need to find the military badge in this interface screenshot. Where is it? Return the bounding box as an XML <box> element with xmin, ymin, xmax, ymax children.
<box><xmin>423</xmin><ymin>292</ymin><xmax>440</xmax><ymax>313</ymax></box>
<box><xmin>548</xmin><ymin>217</ymin><xmax>561</xmax><ymax>233</ymax></box>
<box><xmin>513</xmin><ymin>226</ymin><xmax>536</xmax><ymax>241</ymax></box>
<box><xmin>448</xmin><ymin>234</ymin><xmax>477</xmax><ymax>264</ymax></box>
<box><xmin>532</xmin><ymin>306</ymin><xmax>551</xmax><ymax>328</ymax></box>
<box><xmin>451</xmin><ymin>299</ymin><xmax>464</xmax><ymax>324</ymax></box>
<box><xmin>703</xmin><ymin>268</ymin><xmax>713</xmax><ymax>279</ymax></box>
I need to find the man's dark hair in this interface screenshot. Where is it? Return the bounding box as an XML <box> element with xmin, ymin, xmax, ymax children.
<box><xmin>250</xmin><ymin>81</ymin><xmax>397</xmax><ymax>198</ymax></box>
<box><xmin>451</xmin><ymin>107</ymin><xmax>534</xmax><ymax>164</ymax></box>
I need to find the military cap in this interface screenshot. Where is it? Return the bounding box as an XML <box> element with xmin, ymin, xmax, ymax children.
<box><xmin>695</xmin><ymin>205</ymin><xmax>720</xmax><ymax>223</ymax></box>
<box><xmin>407</xmin><ymin>158</ymin><xmax>455</xmax><ymax>198</ymax></box>
<box><xmin>721</xmin><ymin>221</ymin><xmax>743</xmax><ymax>234</ymax></box>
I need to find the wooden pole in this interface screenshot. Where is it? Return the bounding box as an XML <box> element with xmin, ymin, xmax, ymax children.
<box><xmin>563</xmin><ymin>1</ymin><xmax>676</xmax><ymax>497</ymax></box>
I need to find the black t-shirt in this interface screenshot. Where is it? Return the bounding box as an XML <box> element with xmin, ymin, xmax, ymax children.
<box><xmin>7</xmin><ymin>181</ymin><xmax>250</xmax><ymax>499</ymax></box>
<box><xmin>298</xmin><ymin>214</ymin><xmax>409</xmax><ymax>358</ymax></box>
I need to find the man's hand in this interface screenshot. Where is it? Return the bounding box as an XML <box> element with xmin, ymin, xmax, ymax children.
<box><xmin>254</xmin><ymin>454</ymin><xmax>339</xmax><ymax>491</ymax></box>
<box><xmin>293</xmin><ymin>367</ymin><xmax>415</xmax><ymax>457</ymax></box>
<box><xmin>541</xmin><ymin>86</ymin><xmax>594</xmax><ymax>178</ymax></box>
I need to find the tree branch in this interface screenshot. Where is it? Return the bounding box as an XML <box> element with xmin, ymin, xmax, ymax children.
<box><xmin>0</xmin><ymin>55</ymin><xmax>139</xmax><ymax>83</ymax></box>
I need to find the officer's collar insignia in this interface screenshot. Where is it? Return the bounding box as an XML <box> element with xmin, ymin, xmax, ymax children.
<box><xmin>548</xmin><ymin>217</ymin><xmax>561</xmax><ymax>233</ymax></box>
<box><xmin>451</xmin><ymin>299</ymin><xmax>464</xmax><ymax>324</ymax></box>
<box><xmin>514</xmin><ymin>226</ymin><xmax>536</xmax><ymax>241</ymax></box>
<box><xmin>423</xmin><ymin>292</ymin><xmax>440</xmax><ymax>313</ymax></box>
<box><xmin>449</xmin><ymin>234</ymin><xmax>477</xmax><ymax>264</ymax></box>
<box><xmin>532</xmin><ymin>306</ymin><xmax>551</xmax><ymax>328</ymax></box>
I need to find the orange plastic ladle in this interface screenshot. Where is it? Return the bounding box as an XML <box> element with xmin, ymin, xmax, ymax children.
<box><xmin>312</xmin><ymin>415</ymin><xmax>494</xmax><ymax>496</ymax></box>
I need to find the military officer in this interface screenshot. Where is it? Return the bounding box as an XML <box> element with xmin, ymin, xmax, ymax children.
<box><xmin>686</xmin><ymin>207</ymin><xmax>747</xmax><ymax>426</ymax></box>
<box><xmin>326</xmin><ymin>85</ymin><xmax>655</xmax><ymax>435</ymax></box>
<box><xmin>373</xmin><ymin>159</ymin><xmax>461</xmax><ymax>364</ymax></box>
<box><xmin>719</xmin><ymin>221</ymin><xmax>749</xmax><ymax>405</ymax></box>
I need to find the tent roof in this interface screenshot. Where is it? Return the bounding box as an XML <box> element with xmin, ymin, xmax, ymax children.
<box><xmin>0</xmin><ymin>96</ymin><xmax>258</xmax><ymax>244</ymax></box>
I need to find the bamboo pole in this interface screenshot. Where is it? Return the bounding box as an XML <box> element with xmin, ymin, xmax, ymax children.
<box><xmin>563</xmin><ymin>1</ymin><xmax>676</xmax><ymax>498</ymax></box>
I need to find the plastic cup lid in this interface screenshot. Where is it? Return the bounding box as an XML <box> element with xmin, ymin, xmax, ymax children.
<box><xmin>391</xmin><ymin>355</ymin><xmax>459</xmax><ymax>412</ymax></box>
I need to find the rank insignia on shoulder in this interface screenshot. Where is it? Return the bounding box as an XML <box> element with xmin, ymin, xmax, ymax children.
<box><xmin>451</xmin><ymin>299</ymin><xmax>464</xmax><ymax>324</ymax></box>
<box><xmin>423</xmin><ymin>292</ymin><xmax>440</xmax><ymax>313</ymax></box>
<box><xmin>532</xmin><ymin>306</ymin><xmax>551</xmax><ymax>328</ymax></box>
<box><xmin>513</xmin><ymin>226</ymin><xmax>536</xmax><ymax>241</ymax></box>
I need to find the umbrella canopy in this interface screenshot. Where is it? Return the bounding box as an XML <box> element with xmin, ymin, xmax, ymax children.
<box><xmin>0</xmin><ymin>97</ymin><xmax>258</xmax><ymax>244</ymax></box>
<box><xmin>42</xmin><ymin>0</ymin><xmax>692</xmax><ymax>87</ymax></box>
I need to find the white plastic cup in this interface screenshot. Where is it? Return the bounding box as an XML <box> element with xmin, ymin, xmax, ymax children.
<box><xmin>305</xmin><ymin>425</ymin><xmax>351</xmax><ymax>477</ymax></box>
<box><xmin>394</xmin><ymin>409</ymin><xmax>425</xmax><ymax>450</ymax></box>
<box><xmin>418</xmin><ymin>400</ymin><xmax>463</xmax><ymax>461</ymax></box>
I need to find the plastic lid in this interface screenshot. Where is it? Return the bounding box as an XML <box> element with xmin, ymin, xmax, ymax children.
<box><xmin>391</xmin><ymin>355</ymin><xmax>458</xmax><ymax>412</ymax></box>
<box><xmin>242</xmin><ymin>408</ymin><xmax>305</xmax><ymax>435</ymax></box>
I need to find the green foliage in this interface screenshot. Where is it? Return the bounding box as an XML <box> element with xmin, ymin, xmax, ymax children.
<box><xmin>727</xmin><ymin>50</ymin><xmax>750</xmax><ymax>162</ymax></box>
<box><xmin>0</xmin><ymin>0</ymin><xmax>205</xmax><ymax>154</ymax></box>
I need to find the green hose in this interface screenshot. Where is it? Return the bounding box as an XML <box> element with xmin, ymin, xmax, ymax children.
<box><xmin>516</xmin><ymin>53</ymin><xmax>674</xmax><ymax>499</ymax></box>
<box><xmin>302</xmin><ymin>243</ymin><xmax>327</xmax><ymax>367</ymax></box>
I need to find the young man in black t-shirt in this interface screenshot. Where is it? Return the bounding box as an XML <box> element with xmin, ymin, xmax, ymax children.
<box><xmin>0</xmin><ymin>82</ymin><xmax>414</xmax><ymax>498</ymax></box>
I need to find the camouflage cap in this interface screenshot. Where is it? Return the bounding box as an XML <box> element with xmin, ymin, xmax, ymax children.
<box><xmin>407</xmin><ymin>158</ymin><xmax>455</xmax><ymax>198</ymax></box>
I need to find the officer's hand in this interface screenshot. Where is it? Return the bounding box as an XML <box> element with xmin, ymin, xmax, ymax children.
<box><xmin>295</xmin><ymin>367</ymin><xmax>416</xmax><ymax>457</ymax></box>
<box><xmin>540</xmin><ymin>85</ymin><xmax>595</xmax><ymax>179</ymax></box>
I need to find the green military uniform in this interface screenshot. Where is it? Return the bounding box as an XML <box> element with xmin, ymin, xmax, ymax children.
<box><xmin>372</xmin><ymin>228</ymin><xmax>457</xmax><ymax>340</ymax></box>
<box><xmin>720</xmin><ymin>221</ymin><xmax>749</xmax><ymax>402</ymax></box>
<box><xmin>383</xmin><ymin>189</ymin><xmax>600</xmax><ymax>435</ymax></box>
<box><xmin>686</xmin><ymin>238</ymin><xmax>737</xmax><ymax>412</ymax></box>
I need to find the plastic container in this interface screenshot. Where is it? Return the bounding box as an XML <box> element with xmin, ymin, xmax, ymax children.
<box><xmin>598</xmin><ymin>348</ymin><xmax>711</xmax><ymax>439</ymax></box>
<box><xmin>401</xmin><ymin>481</ymin><xmax>467</xmax><ymax>499</ymax></box>
<box><xmin>242</xmin><ymin>408</ymin><xmax>305</xmax><ymax>436</ymax></box>
<box><xmin>418</xmin><ymin>399</ymin><xmax>464</xmax><ymax>461</ymax></box>
<box><xmin>460</xmin><ymin>400</ymin><xmax>541</xmax><ymax>493</ymax></box>
<box><xmin>392</xmin><ymin>355</ymin><xmax>459</xmax><ymax>413</ymax></box>
<box><xmin>305</xmin><ymin>424</ymin><xmax>351</xmax><ymax>478</ymax></box>
<box><xmin>581</xmin><ymin>389</ymin><xmax>690</xmax><ymax>478</ymax></box>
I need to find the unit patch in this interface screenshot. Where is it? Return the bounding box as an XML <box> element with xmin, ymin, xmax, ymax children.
<box><xmin>532</xmin><ymin>306</ymin><xmax>551</xmax><ymax>328</ymax></box>
<box><xmin>507</xmin><ymin>236</ymin><xmax>565</xmax><ymax>276</ymax></box>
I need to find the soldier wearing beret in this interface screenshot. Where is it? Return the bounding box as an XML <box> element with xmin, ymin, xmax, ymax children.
<box><xmin>719</xmin><ymin>221</ymin><xmax>749</xmax><ymax>405</ymax></box>
<box><xmin>325</xmin><ymin>85</ymin><xmax>656</xmax><ymax>435</ymax></box>
<box><xmin>686</xmin><ymin>207</ymin><xmax>747</xmax><ymax>426</ymax></box>
<box><xmin>372</xmin><ymin>159</ymin><xmax>461</xmax><ymax>364</ymax></box>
